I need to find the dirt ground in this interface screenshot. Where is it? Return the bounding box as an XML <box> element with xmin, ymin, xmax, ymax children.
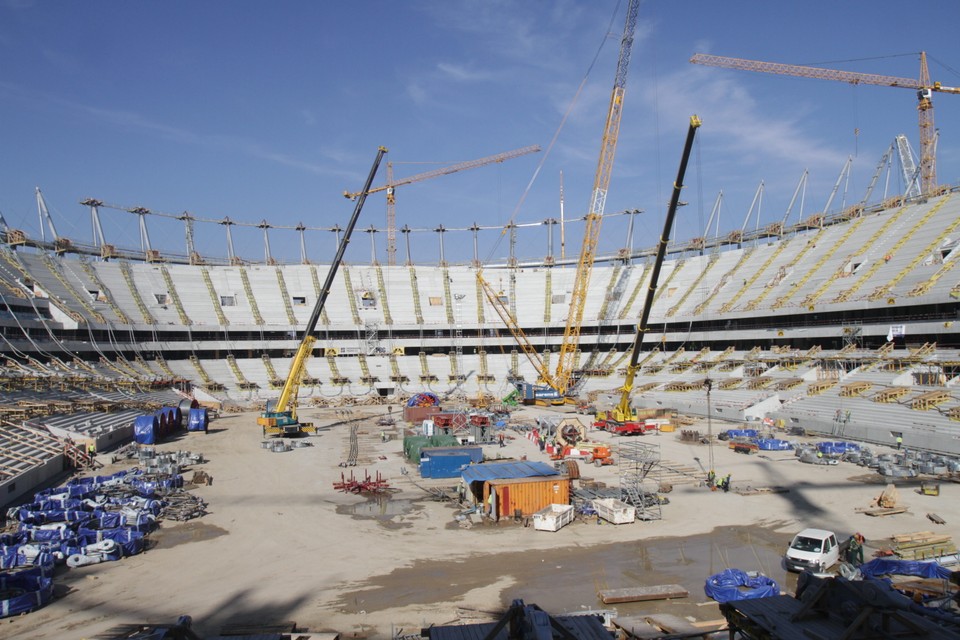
<box><xmin>4</xmin><ymin>404</ymin><xmax>959</xmax><ymax>639</ymax></box>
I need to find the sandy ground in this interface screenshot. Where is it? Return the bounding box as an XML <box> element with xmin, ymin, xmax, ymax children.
<box><xmin>4</xmin><ymin>404</ymin><xmax>960</xmax><ymax>639</ymax></box>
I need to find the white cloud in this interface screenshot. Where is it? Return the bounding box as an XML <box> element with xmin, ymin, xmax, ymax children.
<box><xmin>647</xmin><ymin>66</ymin><xmax>847</xmax><ymax>171</ymax></box>
<box><xmin>436</xmin><ymin>62</ymin><xmax>493</xmax><ymax>83</ymax></box>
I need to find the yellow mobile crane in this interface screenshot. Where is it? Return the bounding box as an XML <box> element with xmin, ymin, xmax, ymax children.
<box><xmin>596</xmin><ymin>116</ymin><xmax>701</xmax><ymax>429</ymax></box>
<box><xmin>258</xmin><ymin>146</ymin><xmax>387</xmax><ymax>437</ymax></box>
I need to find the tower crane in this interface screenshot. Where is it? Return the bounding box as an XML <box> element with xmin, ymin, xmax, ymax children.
<box><xmin>344</xmin><ymin>145</ymin><xmax>540</xmax><ymax>265</ymax></box>
<box><xmin>690</xmin><ymin>52</ymin><xmax>960</xmax><ymax>197</ymax></box>
<box><xmin>477</xmin><ymin>0</ymin><xmax>641</xmax><ymax>399</ymax></box>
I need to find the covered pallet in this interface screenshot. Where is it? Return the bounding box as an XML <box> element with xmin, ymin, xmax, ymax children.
<box><xmin>532</xmin><ymin>504</ymin><xmax>574</xmax><ymax>532</ymax></box>
<box><xmin>592</xmin><ymin>497</ymin><xmax>635</xmax><ymax>524</ymax></box>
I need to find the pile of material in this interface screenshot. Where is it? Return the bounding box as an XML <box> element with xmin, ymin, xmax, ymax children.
<box><xmin>887</xmin><ymin>531</ymin><xmax>958</xmax><ymax>561</ymax></box>
<box><xmin>0</xmin><ymin>462</ymin><xmax>208</xmax><ymax>619</ymax></box>
<box><xmin>857</xmin><ymin>484</ymin><xmax>905</xmax><ymax>516</ymax></box>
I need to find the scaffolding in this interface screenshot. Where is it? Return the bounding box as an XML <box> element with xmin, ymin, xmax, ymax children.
<box><xmin>618</xmin><ymin>440</ymin><xmax>663</xmax><ymax>521</ymax></box>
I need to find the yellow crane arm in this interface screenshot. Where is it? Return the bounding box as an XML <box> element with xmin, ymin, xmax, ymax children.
<box><xmin>275</xmin><ymin>335</ymin><xmax>316</xmax><ymax>419</ymax></box>
<box><xmin>555</xmin><ymin>0</ymin><xmax>640</xmax><ymax>395</ymax></box>
<box><xmin>476</xmin><ymin>271</ymin><xmax>554</xmax><ymax>387</ymax></box>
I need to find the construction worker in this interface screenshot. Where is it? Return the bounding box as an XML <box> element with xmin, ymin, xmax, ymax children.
<box><xmin>720</xmin><ymin>474</ymin><xmax>731</xmax><ymax>492</ymax></box>
<box><xmin>846</xmin><ymin>532</ymin><xmax>864</xmax><ymax>566</ymax></box>
<box><xmin>896</xmin><ymin>435</ymin><xmax>903</xmax><ymax>450</ymax></box>
<box><xmin>498</xmin><ymin>432</ymin><xmax>505</xmax><ymax>448</ymax></box>
<box><xmin>706</xmin><ymin>470</ymin><xmax>716</xmax><ymax>489</ymax></box>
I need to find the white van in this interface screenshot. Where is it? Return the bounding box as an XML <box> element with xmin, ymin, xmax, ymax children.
<box><xmin>785</xmin><ymin>528</ymin><xmax>840</xmax><ymax>573</ymax></box>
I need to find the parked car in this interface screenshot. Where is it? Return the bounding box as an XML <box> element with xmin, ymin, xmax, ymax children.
<box><xmin>784</xmin><ymin>528</ymin><xmax>842</xmax><ymax>573</ymax></box>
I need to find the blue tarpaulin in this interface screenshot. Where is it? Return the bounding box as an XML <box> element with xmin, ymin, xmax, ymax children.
<box><xmin>705</xmin><ymin>568</ymin><xmax>780</xmax><ymax>603</ymax></box>
<box><xmin>757</xmin><ymin>439</ymin><xmax>793</xmax><ymax>451</ymax></box>
<box><xmin>0</xmin><ymin>574</ymin><xmax>53</xmax><ymax>618</ymax></box>
<box><xmin>818</xmin><ymin>441</ymin><xmax>860</xmax><ymax>454</ymax></box>
<box><xmin>859</xmin><ymin>558</ymin><xmax>953</xmax><ymax>581</ymax></box>
<box><xmin>187</xmin><ymin>408</ymin><xmax>208</xmax><ymax>432</ymax></box>
<box><xmin>133</xmin><ymin>415</ymin><xmax>158</xmax><ymax>445</ymax></box>
<box><xmin>460</xmin><ymin>461</ymin><xmax>558</xmax><ymax>484</ymax></box>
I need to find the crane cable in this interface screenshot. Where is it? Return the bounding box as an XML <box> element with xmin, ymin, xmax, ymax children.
<box><xmin>481</xmin><ymin>0</ymin><xmax>625</xmax><ymax>266</ymax></box>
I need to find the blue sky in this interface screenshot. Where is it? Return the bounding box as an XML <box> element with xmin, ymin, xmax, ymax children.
<box><xmin>2</xmin><ymin>0</ymin><xmax>960</xmax><ymax>265</ymax></box>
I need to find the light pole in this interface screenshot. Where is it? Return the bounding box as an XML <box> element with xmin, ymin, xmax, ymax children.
<box><xmin>705</xmin><ymin>377</ymin><xmax>715</xmax><ymax>481</ymax></box>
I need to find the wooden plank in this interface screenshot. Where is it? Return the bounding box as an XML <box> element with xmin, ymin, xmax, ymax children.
<box><xmin>891</xmin><ymin>531</ymin><xmax>937</xmax><ymax>542</ymax></box>
<box><xmin>927</xmin><ymin>513</ymin><xmax>946</xmax><ymax>525</ymax></box>
<box><xmin>598</xmin><ymin>584</ymin><xmax>688</xmax><ymax>604</ymax></box>
<box><xmin>895</xmin><ymin>535</ymin><xmax>952</xmax><ymax>548</ymax></box>
<box><xmin>644</xmin><ymin>613</ymin><xmax>701</xmax><ymax>635</ymax></box>
<box><xmin>612</xmin><ymin>617</ymin><xmax>666</xmax><ymax>640</ymax></box>
<box><xmin>861</xmin><ymin>507</ymin><xmax>907</xmax><ymax>517</ymax></box>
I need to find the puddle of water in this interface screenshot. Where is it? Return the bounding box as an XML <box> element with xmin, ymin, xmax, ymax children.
<box><xmin>150</xmin><ymin>521</ymin><xmax>229</xmax><ymax>549</ymax></box>
<box><xmin>338</xmin><ymin>496</ymin><xmax>419</xmax><ymax>520</ymax></box>
<box><xmin>333</xmin><ymin>523</ymin><xmax>799</xmax><ymax>618</ymax></box>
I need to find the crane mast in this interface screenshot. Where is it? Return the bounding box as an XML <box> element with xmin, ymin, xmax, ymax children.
<box><xmin>690</xmin><ymin>52</ymin><xmax>960</xmax><ymax>197</ymax></box>
<box><xmin>555</xmin><ymin>0</ymin><xmax>641</xmax><ymax>395</ymax></box>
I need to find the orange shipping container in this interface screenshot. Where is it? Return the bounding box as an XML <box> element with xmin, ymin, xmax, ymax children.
<box><xmin>483</xmin><ymin>475</ymin><xmax>571</xmax><ymax>521</ymax></box>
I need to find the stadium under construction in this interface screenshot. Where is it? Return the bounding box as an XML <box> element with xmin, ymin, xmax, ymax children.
<box><xmin>2</xmin><ymin>179</ymin><xmax>960</xmax><ymax>506</ymax></box>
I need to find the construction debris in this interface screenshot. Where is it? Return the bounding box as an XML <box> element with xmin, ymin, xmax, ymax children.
<box><xmin>160</xmin><ymin>489</ymin><xmax>208</xmax><ymax>522</ymax></box>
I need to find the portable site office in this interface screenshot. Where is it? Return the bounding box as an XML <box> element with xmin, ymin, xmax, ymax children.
<box><xmin>482</xmin><ymin>475</ymin><xmax>571</xmax><ymax>521</ymax></box>
<box><xmin>458</xmin><ymin>462</ymin><xmax>568</xmax><ymax>522</ymax></box>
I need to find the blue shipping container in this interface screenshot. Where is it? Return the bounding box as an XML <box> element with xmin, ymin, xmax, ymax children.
<box><xmin>420</xmin><ymin>452</ymin><xmax>474</xmax><ymax>479</ymax></box>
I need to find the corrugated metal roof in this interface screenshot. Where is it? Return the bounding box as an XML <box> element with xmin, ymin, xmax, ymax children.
<box><xmin>461</xmin><ymin>460</ymin><xmax>558</xmax><ymax>483</ymax></box>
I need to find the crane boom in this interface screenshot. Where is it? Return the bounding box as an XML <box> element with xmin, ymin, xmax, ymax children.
<box><xmin>607</xmin><ymin>116</ymin><xmax>701</xmax><ymax>423</ymax></box>
<box><xmin>690</xmin><ymin>52</ymin><xmax>960</xmax><ymax>196</ymax></box>
<box><xmin>555</xmin><ymin>0</ymin><xmax>641</xmax><ymax>396</ymax></box>
<box><xmin>344</xmin><ymin>145</ymin><xmax>539</xmax><ymax>265</ymax></box>
<box><xmin>260</xmin><ymin>146</ymin><xmax>387</xmax><ymax>436</ymax></box>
